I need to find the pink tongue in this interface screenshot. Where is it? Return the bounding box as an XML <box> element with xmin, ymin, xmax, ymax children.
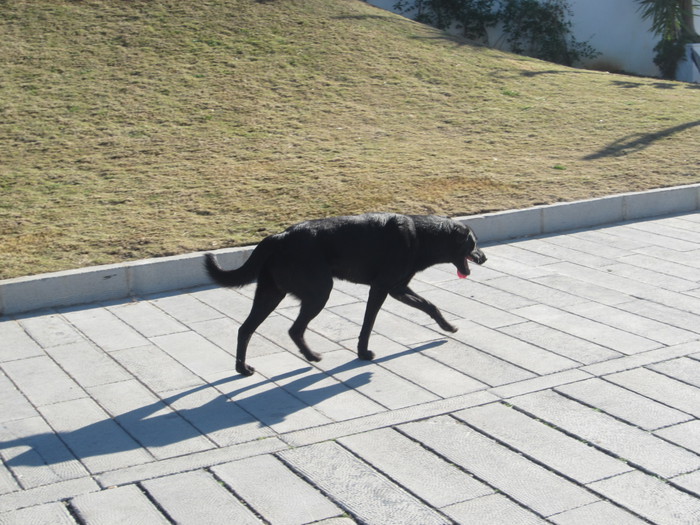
<box><xmin>457</xmin><ymin>271</ymin><xmax>468</xmax><ymax>279</ymax></box>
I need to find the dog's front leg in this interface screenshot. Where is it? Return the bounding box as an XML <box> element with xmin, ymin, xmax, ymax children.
<box><xmin>357</xmin><ymin>287</ymin><xmax>389</xmax><ymax>360</ymax></box>
<box><xmin>389</xmin><ymin>286</ymin><xmax>457</xmax><ymax>333</ymax></box>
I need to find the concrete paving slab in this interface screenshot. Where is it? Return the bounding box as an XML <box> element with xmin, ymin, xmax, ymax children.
<box><xmin>443</xmin><ymin>493</ymin><xmax>547</xmax><ymax>524</ymax></box>
<box><xmin>644</xmin><ymin>243</ymin><xmax>700</xmax><ymax>268</ymax></box>
<box><xmin>455</xmin><ymin>403</ymin><xmax>631</xmax><ymax>483</ymax></box>
<box><xmin>481</xmin><ymin>275</ymin><xmax>586</xmax><ymax>309</ymax></box>
<box><xmin>555</xmin><ymin>377</ymin><xmax>692</xmax><ymax>430</ymax></box>
<box><xmin>672</xmin><ymin>470</ymin><xmax>700</xmax><ymax>497</ymax></box>
<box><xmin>589</xmin><ymin>471</ymin><xmax>700</xmax><ymax>525</ymax></box>
<box><xmin>605</xmin><ymin>367</ymin><xmax>700</xmax><ymax>417</ymax></box>
<box><xmin>190</xmin><ymin>316</ymin><xmax>286</xmax><ymax>359</ymax></box>
<box><xmin>512</xmin><ymin>390</ymin><xmax>700</xmax><ymax>477</ymax></box>
<box><xmin>614</xmin><ymin>298</ymin><xmax>700</xmax><ymax>333</ymax></box>
<box><xmin>564</xmin><ymin>301</ymin><xmax>697</xmax><ymax>346</ymax></box>
<box><xmin>108</xmin><ymin>344</ymin><xmax>203</xmax><ymax>393</ymax></box>
<box><xmin>508</xmin><ymin>237</ymin><xmax>617</xmax><ymax>268</ymax></box>
<box><xmin>449</xmin><ymin>319</ymin><xmax>580</xmax><ymax>374</ymax></box>
<box><xmin>0</xmin><ymin>464</ymin><xmax>19</xmax><ymax>497</ymax></box>
<box><xmin>400</xmin><ymin>416</ymin><xmax>598</xmax><ymax>517</ymax></box>
<box><xmin>538</xmin><ymin>231</ymin><xmax>634</xmax><ymax>260</ymax></box>
<box><xmin>331</xmin><ymin>302</ymin><xmax>444</xmax><ymax>348</ymax></box>
<box><xmin>549</xmin><ymin>501</ymin><xmax>647</xmax><ymax>525</ymax></box>
<box><xmin>654</xmin><ymin>419</ymin><xmax>700</xmax><ymax>454</ymax></box>
<box><xmin>611</xmin><ymin>222</ymin><xmax>700</xmax><ymax>251</ymax></box>
<box><xmin>487</xmin><ymin>369</ymin><xmax>592</xmax><ymax>399</ymax></box>
<box><xmin>339</xmin><ymin>427</ymin><xmax>492</xmax><ymax>508</ymax></box>
<box><xmin>511</xmin><ymin>304</ymin><xmax>661</xmax><ymax>355</ymax></box>
<box><xmin>160</xmin><ymin>385</ymin><xmax>275</xmax><ymax>446</ymax></box>
<box><xmin>150</xmin><ymin>331</ymin><xmax>238</xmax><ymax>379</ymax></box>
<box><xmin>147</xmin><ymin>291</ymin><xmax>224</xmax><ymax>324</ymax></box>
<box><xmin>0</xmin><ymin>477</ymin><xmax>99</xmax><ymax>514</ymax></box>
<box><xmin>213</xmin><ymin>455</ymin><xmax>341</xmax><ymax>525</ymax></box>
<box><xmin>86</xmin><ymin>379</ymin><xmax>214</xmax><ymax>459</ymax></box>
<box><xmin>245</xmin><ymin>313</ymin><xmax>342</xmax><ymax>355</ymax></box>
<box><xmin>420</xmin><ymin>286</ymin><xmax>527</xmax><ymax>328</ymax></box>
<box><xmin>94</xmin><ymin>436</ymin><xmax>288</xmax><ymax>489</ymax></box>
<box><xmin>649</xmin><ymin>355</ymin><xmax>700</xmax><ymax>387</ymax></box>
<box><xmin>226</xmin><ymin>370</ymin><xmax>333</xmax><ymax>433</ymax></box>
<box><xmin>618</xmin><ymin>252</ymin><xmax>700</xmax><ymax>282</ymax></box>
<box><xmin>107</xmin><ymin>300</ymin><xmax>188</xmax><ymax>338</ymax></box>
<box><xmin>542</xmin><ymin>260</ymin><xmax>664</xmax><ymax>300</ymax></box>
<box><xmin>71</xmin><ymin>484</ymin><xmax>169</xmax><ymax>525</ymax></box>
<box><xmin>0</xmin><ymin>321</ymin><xmax>43</xmax><ymax>362</ymax></box>
<box><xmin>603</xmin><ymin>260</ymin><xmax>698</xmax><ymax>292</ymax></box>
<box><xmin>311</xmin><ymin>348</ymin><xmax>439</xmax><ymax>409</ymax></box>
<box><xmin>16</xmin><ymin>313</ymin><xmax>84</xmax><ymax>349</ymax></box>
<box><xmin>280</xmin><ymin>390</ymin><xmax>497</xmax><ymax>448</ymax></box>
<box><xmin>44</xmin><ymin>341</ymin><xmax>132</xmax><ymax>389</ymax></box>
<box><xmin>423</xmin><ymin>338</ymin><xmax>535</xmax><ymax>386</ymax></box>
<box><xmin>499</xmin><ymin>321</ymin><xmax>621</xmax><ymax>365</ymax></box>
<box><xmin>0</xmin><ymin>501</ymin><xmax>76</xmax><ymax>525</ymax></box>
<box><xmin>435</xmin><ymin>278</ymin><xmax>536</xmax><ymax>310</ymax></box>
<box><xmin>530</xmin><ymin>273</ymin><xmax>633</xmax><ymax>306</ymax></box>
<box><xmin>59</xmin><ymin>307</ymin><xmax>149</xmax><ymax>352</ymax></box>
<box><xmin>280</xmin><ymin>307</ymin><xmax>362</xmax><ymax>344</ymax></box>
<box><xmin>279</xmin><ymin>441</ymin><xmax>449</xmax><ymax>525</ymax></box>
<box><xmin>188</xmin><ymin>286</ymin><xmax>257</xmax><ymax>322</ymax></box>
<box><xmin>38</xmin><ymin>398</ymin><xmax>153</xmax><ymax>474</ymax></box>
<box><xmin>142</xmin><ymin>469</ymin><xmax>262</xmax><ymax>525</ymax></box>
<box><xmin>581</xmin><ymin>341</ymin><xmax>700</xmax><ymax>376</ymax></box>
<box><xmin>1</xmin><ymin>356</ymin><xmax>86</xmax><ymax>407</ymax></box>
<box><xmin>0</xmin><ymin>372</ymin><xmax>37</xmax><ymax>423</ymax></box>
<box><xmin>367</xmin><ymin>337</ymin><xmax>488</xmax><ymax>398</ymax></box>
<box><xmin>0</xmin><ymin>416</ymin><xmax>89</xmax><ymax>489</ymax></box>
<box><xmin>248</xmin><ymin>352</ymin><xmax>384</xmax><ymax>421</ymax></box>
<box><xmin>0</xmin><ymin>194</ymin><xmax>698</xmax><ymax>523</ymax></box>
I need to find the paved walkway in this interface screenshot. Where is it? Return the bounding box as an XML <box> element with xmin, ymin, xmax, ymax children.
<box><xmin>1</xmin><ymin>213</ymin><xmax>699</xmax><ymax>524</ymax></box>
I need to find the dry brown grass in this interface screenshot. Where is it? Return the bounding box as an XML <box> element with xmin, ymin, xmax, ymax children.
<box><xmin>1</xmin><ymin>0</ymin><xmax>699</xmax><ymax>279</ymax></box>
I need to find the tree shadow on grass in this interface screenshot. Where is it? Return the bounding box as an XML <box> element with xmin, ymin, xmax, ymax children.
<box><xmin>0</xmin><ymin>341</ymin><xmax>446</xmax><ymax>473</ymax></box>
<box><xmin>583</xmin><ymin>120</ymin><xmax>700</xmax><ymax>160</ymax></box>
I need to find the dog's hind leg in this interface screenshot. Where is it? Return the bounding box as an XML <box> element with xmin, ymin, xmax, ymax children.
<box><xmin>236</xmin><ymin>271</ymin><xmax>285</xmax><ymax>376</ymax></box>
<box><xmin>389</xmin><ymin>285</ymin><xmax>457</xmax><ymax>333</ymax></box>
<box><xmin>288</xmin><ymin>274</ymin><xmax>332</xmax><ymax>363</ymax></box>
<box><xmin>357</xmin><ymin>286</ymin><xmax>390</xmax><ymax>361</ymax></box>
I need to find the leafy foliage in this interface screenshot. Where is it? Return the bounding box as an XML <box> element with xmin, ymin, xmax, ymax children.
<box><xmin>394</xmin><ymin>0</ymin><xmax>598</xmax><ymax>66</ymax></box>
<box><xmin>636</xmin><ymin>0</ymin><xmax>699</xmax><ymax>41</ymax></box>
<box><xmin>499</xmin><ymin>0</ymin><xmax>598</xmax><ymax>66</ymax></box>
<box><xmin>635</xmin><ymin>0</ymin><xmax>700</xmax><ymax>78</ymax></box>
<box><xmin>394</xmin><ymin>0</ymin><xmax>497</xmax><ymax>42</ymax></box>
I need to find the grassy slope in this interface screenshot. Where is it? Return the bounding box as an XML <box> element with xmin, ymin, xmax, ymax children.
<box><xmin>1</xmin><ymin>0</ymin><xmax>699</xmax><ymax>279</ymax></box>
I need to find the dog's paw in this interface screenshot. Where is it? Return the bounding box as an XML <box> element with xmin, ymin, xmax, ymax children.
<box><xmin>358</xmin><ymin>349</ymin><xmax>376</xmax><ymax>361</ymax></box>
<box><xmin>236</xmin><ymin>362</ymin><xmax>256</xmax><ymax>376</ymax></box>
<box><xmin>303</xmin><ymin>350</ymin><xmax>323</xmax><ymax>362</ymax></box>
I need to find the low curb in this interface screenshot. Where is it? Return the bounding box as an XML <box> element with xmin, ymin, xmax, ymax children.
<box><xmin>2</xmin><ymin>183</ymin><xmax>698</xmax><ymax>316</ymax></box>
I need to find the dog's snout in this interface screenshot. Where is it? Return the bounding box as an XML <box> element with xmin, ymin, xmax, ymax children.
<box><xmin>471</xmin><ymin>250</ymin><xmax>486</xmax><ymax>265</ymax></box>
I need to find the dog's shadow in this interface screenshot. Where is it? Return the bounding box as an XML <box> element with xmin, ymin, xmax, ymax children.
<box><xmin>0</xmin><ymin>341</ymin><xmax>446</xmax><ymax>470</ymax></box>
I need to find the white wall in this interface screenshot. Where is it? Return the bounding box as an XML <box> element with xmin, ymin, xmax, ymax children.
<box><xmin>567</xmin><ymin>0</ymin><xmax>657</xmax><ymax>76</ymax></box>
<box><xmin>365</xmin><ymin>0</ymin><xmax>700</xmax><ymax>79</ymax></box>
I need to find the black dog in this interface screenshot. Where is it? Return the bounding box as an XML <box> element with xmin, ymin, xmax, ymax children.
<box><xmin>205</xmin><ymin>213</ymin><xmax>486</xmax><ymax>376</ymax></box>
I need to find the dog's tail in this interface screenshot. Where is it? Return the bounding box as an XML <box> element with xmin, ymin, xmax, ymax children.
<box><xmin>204</xmin><ymin>236</ymin><xmax>278</xmax><ymax>287</ymax></box>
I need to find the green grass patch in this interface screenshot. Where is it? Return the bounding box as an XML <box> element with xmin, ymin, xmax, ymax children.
<box><xmin>1</xmin><ymin>0</ymin><xmax>699</xmax><ymax>278</ymax></box>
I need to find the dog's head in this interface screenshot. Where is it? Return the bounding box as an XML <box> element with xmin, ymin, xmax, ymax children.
<box><xmin>452</xmin><ymin>222</ymin><xmax>486</xmax><ymax>278</ymax></box>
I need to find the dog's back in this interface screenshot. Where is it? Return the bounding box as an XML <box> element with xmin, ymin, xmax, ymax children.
<box><xmin>277</xmin><ymin>213</ymin><xmax>416</xmax><ymax>285</ymax></box>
